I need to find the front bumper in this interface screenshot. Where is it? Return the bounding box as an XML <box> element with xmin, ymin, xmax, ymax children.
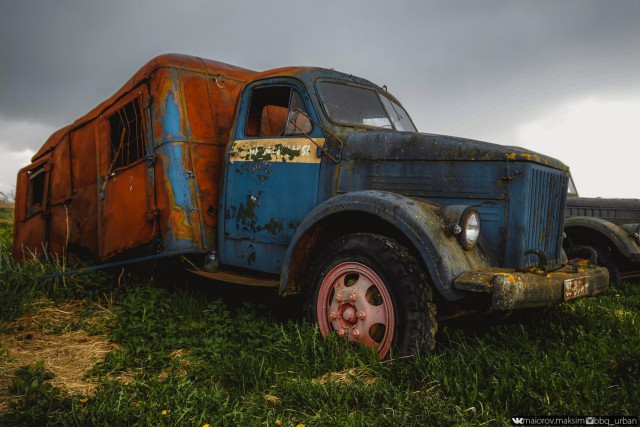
<box><xmin>454</xmin><ymin>265</ymin><xmax>609</xmax><ymax>310</ymax></box>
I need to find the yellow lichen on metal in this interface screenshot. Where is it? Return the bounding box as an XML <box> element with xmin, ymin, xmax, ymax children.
<box><xmin>495</xmin><ymin>272</ymin><xmax>525</xmax><ymax>287</ymax></box>
<box><xmin>230</xmin><ymin>138</ymin><xmax>324</xmax><ymax>163</ymax></box>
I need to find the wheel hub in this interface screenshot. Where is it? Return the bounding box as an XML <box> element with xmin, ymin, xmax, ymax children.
<box><xmin>316</xmin><ymin>262</ymin><xmax>395</xmax><ymax>358</ymax></box>
<box><xmin>339</xmin><ymin>304</ymin><xmax>357</xmax><ymax>325</ymax></box>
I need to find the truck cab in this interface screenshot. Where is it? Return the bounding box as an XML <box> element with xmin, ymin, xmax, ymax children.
<box><xmin>207</xmin><ymin>65</ymin><xmax>609</xmax><ymax>357</ymax></box>
<box><xmin>13</xmin><ymin>55</ymin><xmax>609</xmax><ymax>359</ymax></box>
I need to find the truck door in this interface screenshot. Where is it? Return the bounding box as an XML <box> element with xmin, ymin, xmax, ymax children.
<box><xmin>222</xmin><ymin>81</ymin><xmax>324</xmax><ymax>273</ymax></box>
<box><xmin>97</xmin><ymin>87</ymin><xmax>157</xmax><ymax>260</ymax></box>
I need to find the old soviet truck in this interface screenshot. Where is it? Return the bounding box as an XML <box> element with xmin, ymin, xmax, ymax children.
<box><xmin>564</xmin><ymin>178</ymin><xmax>640</xmax><ymax>284</ymax></box>
<box><xmin>13</xmin><ymin>54</ymin><xmax>608</xmax><ymax>358</ymax></box>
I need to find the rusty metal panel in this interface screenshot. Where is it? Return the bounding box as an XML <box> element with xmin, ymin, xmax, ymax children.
<box><xmin>12</xmin><ymin>216</ymin><xmax>46</xmax><ymax>260</ymax></box>
<box><xmin>13</xmin><ymin>169</ymin><xmax>28</xmax><ymax>223</ymax></box>
<box><xmin>155</xmin><ymin>141</ymin><xmax>203</xmax><ymax>252</ymax></box>
<box><xmin>66</xmin><ymin>185</ymin><xmax>99</xmax><ymax>259</ymax></box>
<box><xmin>209</xmin><ymin>77</ymin><xmax>245</xmax><ymax>146</ymax></box>
<box><xmin>151</xmin><ymin>68</ymin><xmax>187</xmax><ymax>145</ymax></box>
<box><xmin>47</xmin><ymin>205</ymin><xmax>68</xmax><ymax>257</ymax></box>
<box><xmin>49</xmin><ymin>135</ymin><xmax>71</xmax><ymax>205</ymax></box>
<box><xmin>99</xmin><ymin>163</ymin><xmax>156</xmax><ymax>259</ymax></box>
<box><xmin>183</xmin><ymin>72</ymin><xmax>216</xmax><ymax>141</ymax></box>
<box><xmin>97</xmin><ymin>85</ymin><xmax>157</xmax><ymax>260</ymax></box>
<box><xmin>70</xmin><ymin>124</ymin><xmax>98</xmax><ymax>189</ymax></box>
<box><xmin>191</xmin><ymin>143</ymin><xmax>224</xmax><ymax>250</ymax></box>
<box><xmin>12</xmin><ymin>169</ymin><xmax>31</xmax><ymax>259</ymax></box>
<box><xmin>12</xmin><ymin>156</ymin><xmax>51</xmax><ymax>260</ymax></box>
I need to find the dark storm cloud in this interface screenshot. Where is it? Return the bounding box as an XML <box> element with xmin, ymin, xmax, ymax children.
<box><xmin>1</xmin><ymin>0</ymin><xmax>639</xmax><ymax>147</ymax></box>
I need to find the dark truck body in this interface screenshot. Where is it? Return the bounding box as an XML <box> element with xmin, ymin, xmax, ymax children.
<box><xmin>13</xmin><ymin>54</ymin><xmax>608</xmax><ymax>357</ymax></box>
<box><xmin>565</xmin><ymin>196</ymin><xmax>640</xmax><ymax>282</ymax></box>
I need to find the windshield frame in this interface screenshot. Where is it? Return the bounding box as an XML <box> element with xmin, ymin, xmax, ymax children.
<box><xmin>315</xmin><ymin>79</ymin><xmax>417</xmax><ymax>132</ymax></box>
<box><xmin>568</xmin><ymin>175</ymin><xmax>579</xmax><ymax>197</ymax></box>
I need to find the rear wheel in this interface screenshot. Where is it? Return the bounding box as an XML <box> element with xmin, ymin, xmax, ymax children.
<box><xmin>305</xmin><ymin>233</ymin><xmax>437</xmax><ymax>359</ymax></box>
<box><xmin>595</xmin><ymin>248</ymin><xmax>621</xmax><ymax>285</ymax></box>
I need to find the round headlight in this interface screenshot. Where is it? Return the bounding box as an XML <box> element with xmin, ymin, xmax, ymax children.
<box><xmin>459</xmin><ymin>208</ymin><xmax>480</xmax><ymax>250</ymax></box>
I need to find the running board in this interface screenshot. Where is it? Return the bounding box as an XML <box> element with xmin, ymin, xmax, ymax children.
<box><xmin>187</xmin><ymin>268</ymin><xmax>280</xmax><ymax>288</ymax></box>
<box><xmin>38</xmin><ymin>249</ymin><xmax>197</xmax><ymax>280</ymax></box>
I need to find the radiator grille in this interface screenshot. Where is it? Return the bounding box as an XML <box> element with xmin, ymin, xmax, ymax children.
<box><xmin>523</xmin><ymin>167</ymin><xmax>568</xmax><ymax>267</ymax></box>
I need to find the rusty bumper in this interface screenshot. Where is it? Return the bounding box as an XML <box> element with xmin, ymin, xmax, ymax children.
<box><xmin>454</xmin><ymin>265</ymin><xmax>609</xmax><ymax>310</ymax></box>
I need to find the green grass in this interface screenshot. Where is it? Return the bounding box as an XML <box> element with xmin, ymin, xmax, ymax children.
<box><xmin>0</xmin><ymin>208</ymin><xmax>12</xmax><ymax>246</ymax></box>
<box><xmin>1</xmin><ymin>219</ymin><xmax>639</xmax><ymax>425</ymax></box>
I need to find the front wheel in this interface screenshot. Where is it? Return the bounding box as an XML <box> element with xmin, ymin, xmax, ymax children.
<box><xmin>305</xmin><ymin>233</ymin><xmax>437</xmax><ymax>359</ymax></box>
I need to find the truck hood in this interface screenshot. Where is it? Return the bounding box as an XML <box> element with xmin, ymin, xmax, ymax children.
<box><xmin>568</xmin><ymin>197</ymin><xmax>640</xmax><ymax>210</ymax></box>
<box><xmin>566</xmin><ymin>197</ymin><xmax>640</xmax><ymax>226</ymax></box>
<box><xmin>342</xmin><ymin>131</ymin><xmax>568</xmax><ymax>171</ymax></box>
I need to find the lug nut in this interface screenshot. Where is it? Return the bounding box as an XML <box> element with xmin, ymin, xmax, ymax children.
<box><xmin>357</xmin><ymin>311</ymin><xmax>366</xmax><ymax>320</ymax></box>
<box><xmin>352</xmin><ymin>329</ymin><xmax>360</xmax><ymax>339</ymax></box>
<box><xmin>336</xmin><ymin>293</ymin><xmax>343</xmax><ymax>302</ymax></box>
<box><xmin>330</xmin><ymin>312</ymin><xmax>337</xmax><ymax>320</ymax></box>
<box><xmin>349</xmin><ymin>292</ymin><xmax>357</xmax><ymax>301</ymax></box>
<box><xmin>338</xmin><ymin>329</ymin><xmax>345</xmax><ymax>337</ymax></box>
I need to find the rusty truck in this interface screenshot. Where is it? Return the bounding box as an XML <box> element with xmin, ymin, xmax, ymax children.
<box><xmin>564</xmin><ymin>177</ymin><xmax>640</xmax><ymax>284</ymax></box>
<box><xmin>13</xmin><ymin>54</ymin><xmax>609</xmax><ymax>358</ymax></box>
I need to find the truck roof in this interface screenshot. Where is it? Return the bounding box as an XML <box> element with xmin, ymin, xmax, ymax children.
<box><xmin>32</xmin><ymin>54</ymin><xmax>388</xmax><ymax>161</ymax></box>
<box><xmin>33</xmin><ymin>54</ymin><xmax>257</xmax><ymax>160</ymax></box>
<box><xmin>252</xmin><ymin>66</ymin><xmax>382</xmax><ymax>90</ymax></box>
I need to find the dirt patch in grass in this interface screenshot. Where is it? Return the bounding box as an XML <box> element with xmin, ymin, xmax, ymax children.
<box><xmin>0</xmin><ymin>299</ymin><xmax>117</xmax><ymax>412</ymax></box>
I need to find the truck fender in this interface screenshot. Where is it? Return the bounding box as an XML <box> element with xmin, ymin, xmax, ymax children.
<box><xmin>280</xmin><ymin>190</ymin><xmax>481</xmax><ymax>301</ymax></box>
<box><xmin>565</xmin><ymin>216</ymin><xmax>640</xmax><ymax>261</ymax></box>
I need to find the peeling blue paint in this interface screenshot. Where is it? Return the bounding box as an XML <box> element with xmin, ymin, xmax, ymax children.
<box><xmin>163</xmin><ymin>90</ymin><xmax>181</xmax><ymax>141</ymax></box>
<box><xmin>163</xmin><ymin>144</ymin><xmax>193</xmax><ymax>215</ymax></box>
<box><xmin>222</xmin><ymin>159</ymin><xmax>320</xmax><ymax>273</ymax></box>
<box><xmin>158</xmin><ymin>142</ymin><xmax>203</xmax><ymax>252</ymax></box>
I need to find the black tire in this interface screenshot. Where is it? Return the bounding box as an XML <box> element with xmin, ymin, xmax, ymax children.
<box><xmin>304</xmin><ymin>233</ymin><xmax>437</xmax><ymax>358</ymax></box>
<box><xmin>594</xmin><ymin>248</ymin><xmax>621</xmax><ymax>285</ymax></box>
<box><xmin>566</xmin><ymin>245</ymin><xmax>620</xmax><ymax>285</ymax></box>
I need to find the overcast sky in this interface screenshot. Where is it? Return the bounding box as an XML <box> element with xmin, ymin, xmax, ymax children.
<box><xmin>1</xmin><ymin>0</ymin><xmax>639</xmax><ymax>198</ymax></box>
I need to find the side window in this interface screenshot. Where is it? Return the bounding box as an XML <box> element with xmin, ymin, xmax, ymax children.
<box><xmin>244</xmin><ymin>86</ymin><xmax>312</xmax><ymax>137</ymax></box>
<box><xmin>109</xmin><ymin>97</ymin><xmax>146</xmax><ymax>169</ymax></box>
<box><xmin>28</xmin><ymin>165</ymin><xmax>46</xmax><ymax>217</ymax></box>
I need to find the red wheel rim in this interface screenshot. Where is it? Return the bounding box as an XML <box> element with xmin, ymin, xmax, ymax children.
<box><xmin>316</xmin><ymin>262</ymin><xmax>395</xmax><ymax>358</ymax></box>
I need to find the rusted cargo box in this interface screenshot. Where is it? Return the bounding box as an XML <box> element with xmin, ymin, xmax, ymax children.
<box><xmin>13</xmin><ymin>54</ymin><xmax>255</xmax><ymax>263</ymax></box>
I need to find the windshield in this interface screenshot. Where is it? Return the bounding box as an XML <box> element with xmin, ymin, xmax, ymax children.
<box><xmin>568</xmin><ymin>175</ymin><xmax>579</xmax><ymax>197</ymax></box>
<box><xmin>318</xmin><ymin>81</ymin><xmax>417</xmax><ymax>132</ymax></box>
